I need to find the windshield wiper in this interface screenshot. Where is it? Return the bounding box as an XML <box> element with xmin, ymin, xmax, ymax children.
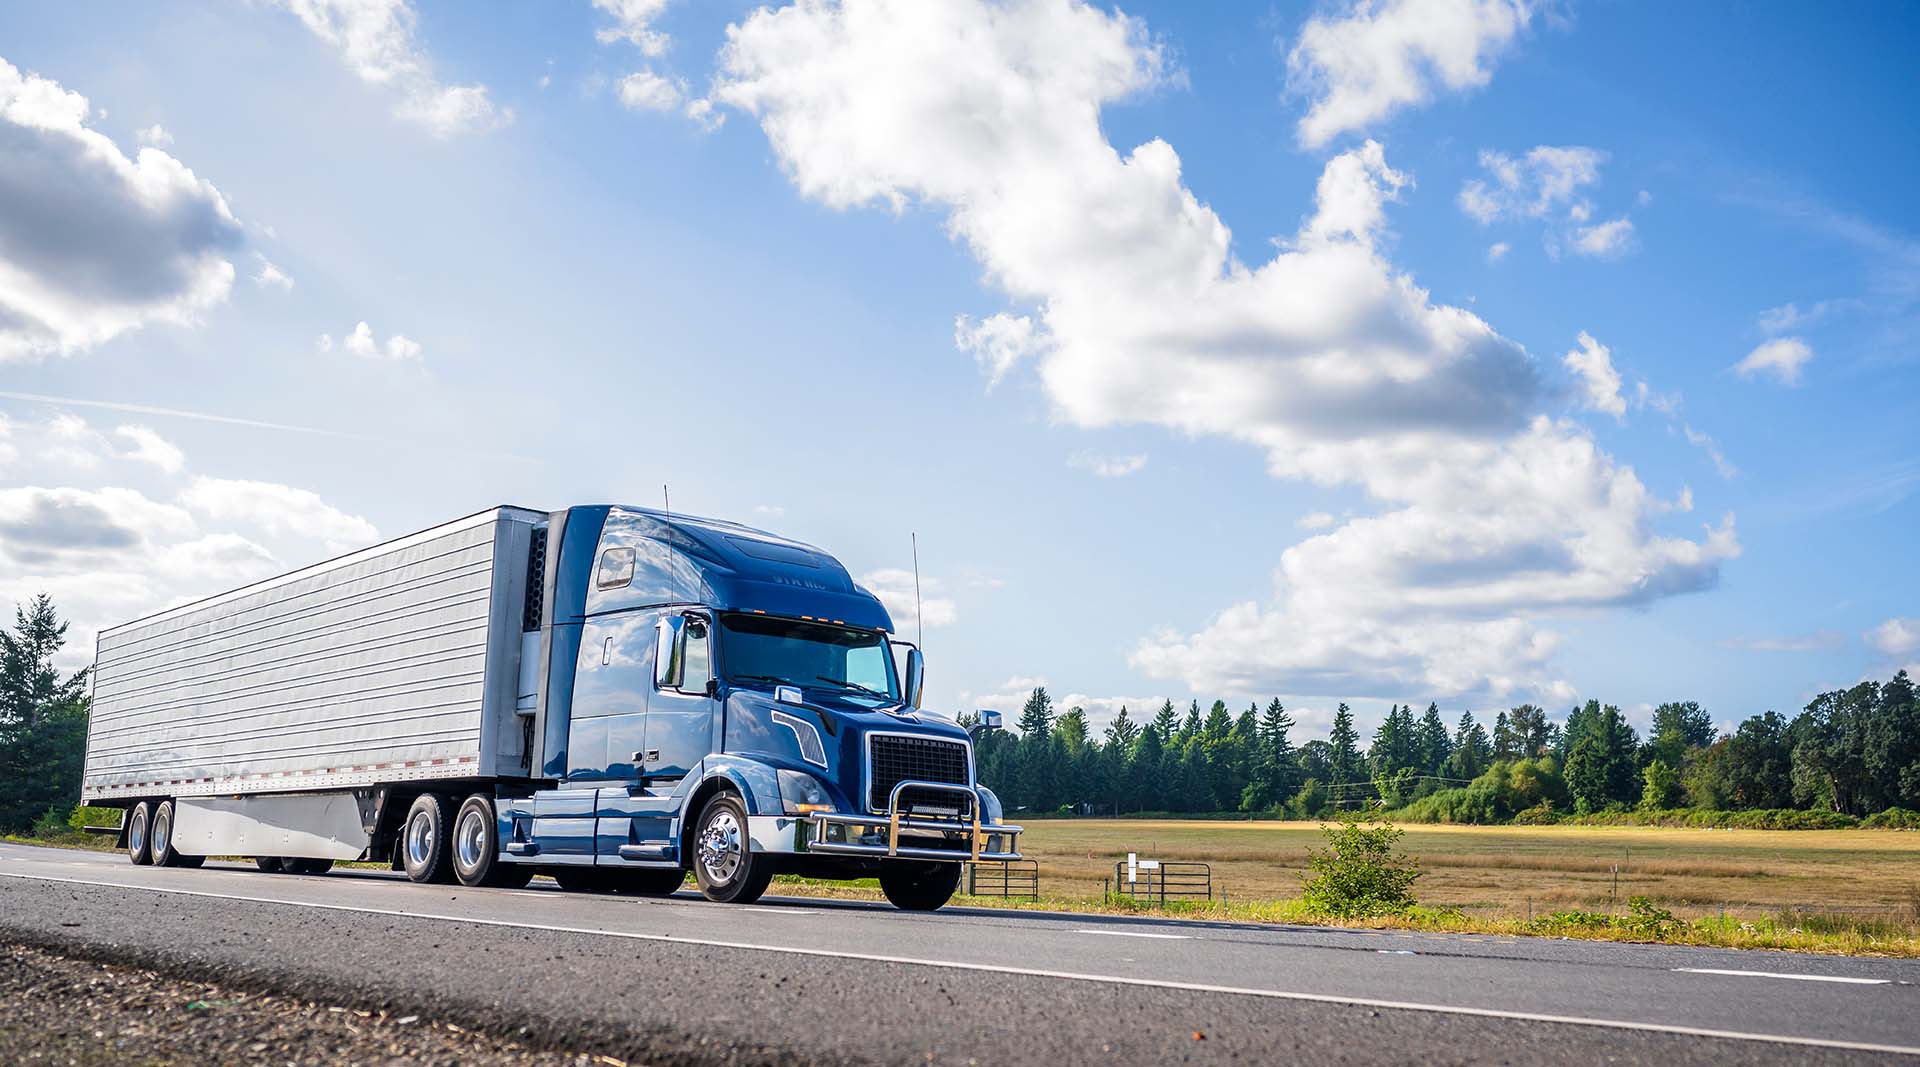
<box><xmin>814</xmin><ymin>675</ymin><xmax>894</xmax><ymax>701</ymax></box>
<box><xmin>730</xmin><ymin>673</ymin><xmax>800</xmax><ymax>689</ymax></box>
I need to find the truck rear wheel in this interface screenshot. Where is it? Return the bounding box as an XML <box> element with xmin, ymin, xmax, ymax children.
<box><xmin>691</xmin><ymin>793</ymin><xmax>773</xmax><ymax>905</ymax></box>
<box><xmin>879</xmin><ymin>860</ymin><xmax>961</xmax><ymax>911</ymax></box>
<box><xmin>149</xmin><ymin>800</ymin><xmax>180</xmax><ymax>867</ymax></box>
<box><xmin>126</xmin><ymin>802</ymin><xmax>153</xmax><ymax>865</ymax></box>
<box><xmin>401</xmin><ymin>793</ymin><xmax>456</xmax><ymax>884</ymax></box>
<box><xmin>451</xmin><ymin>794</ymin><xmax>520</xmax><ymax>888</ymax></box>
<box><xmin>287</xmin><ymin>858</ymin><xmax>333</xmax><ymax>875</ymax></box>
<box><xmin>255</xmin><ymin>856</ymin><xmax>284</xmax><ymax>873</ymax></box>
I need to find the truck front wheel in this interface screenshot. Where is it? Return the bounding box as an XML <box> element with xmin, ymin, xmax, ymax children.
<box><xmin>691</xmin><ymin>793</ymin><xmax>773</xmax><ymax>905</ymax></box>
<box><xmin>401</xmin><ymin>794</ymin><xmax>456</xmax><ymax>884</ymax></box>
<box><xmin>879</xmin><ymin>860</ymin><xmax>961</xmax><ymax>911</ymax></box>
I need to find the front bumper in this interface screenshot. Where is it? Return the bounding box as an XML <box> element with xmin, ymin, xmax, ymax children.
<box><xmin>804</xmin><ymin>780</ymin><xmax>1023</xmax><ymax>862</ymax></box>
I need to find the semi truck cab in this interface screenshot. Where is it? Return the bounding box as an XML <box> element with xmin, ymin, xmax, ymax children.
<box><xmin>491</xmin><ymin>504</ymin><xmax>1021</xmax><ymax>909</ymax></box>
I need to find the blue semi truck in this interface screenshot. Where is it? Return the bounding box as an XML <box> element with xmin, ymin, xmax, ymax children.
<box><xmin>82</xmin><ymin>504</ymin><xmax>1021</xmax><ymax>911</ymax></box>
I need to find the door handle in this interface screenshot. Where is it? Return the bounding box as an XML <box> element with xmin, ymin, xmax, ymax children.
<box><xmin>601</xmin><ymin>636</ymin><xmax>613</xmax><ymax>666</ymax></box>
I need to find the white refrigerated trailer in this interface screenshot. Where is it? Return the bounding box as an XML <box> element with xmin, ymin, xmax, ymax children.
<box><xmin>83</xmin><ymin>506</ymin><xmax>546</xmax><ymax>872</ymax></box>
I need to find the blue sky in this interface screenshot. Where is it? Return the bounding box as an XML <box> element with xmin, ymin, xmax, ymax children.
<box><xmin>0</xmin><ymin>0</ymin><xmax>1914</xmax><ymax>742</ymax></box>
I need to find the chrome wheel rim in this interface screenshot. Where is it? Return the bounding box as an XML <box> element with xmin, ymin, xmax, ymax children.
<box><xmin>697</xmin><ymin>808</ymin><xmax>743</xmax><ymax>884</ymax></box>
<box><xmin>128</xmin><ymin>809</ymin><xmax>147</xmax><ymax>855</ymax></box>
<box><xmin>405</xmin><ymin>809</ymin><xmax>435</xmax><ymax>868</ymax></box>
<box><xmin>151</xmin><ymin>810</ymin><xmax>170</xmax><ymax>857</ymax></box>
<box><xmin>455</xmin><ymin>808</ymin><xmax>486</xmax><ymax>870</ymax></box>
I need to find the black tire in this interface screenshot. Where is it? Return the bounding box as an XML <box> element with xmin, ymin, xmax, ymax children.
<box><xmin>173</xmin><ymin>854</ymin><xmax>205</xmax><ymax>869</ymax></box>
<box><xmin>400</xmin><ymin>794</ymin><xmax>456</xmax><ymax>884</ymax></box>
<box><xmin>255</xmin><ymin>856</ymin><xmax>284</xmax><ymax>873</ymax></box>
<box><xmin>690</xmin><ymin>792</ymin><xmax>773</xmax><ymax>905</ymax></box>
<box><xmin>287</xmin><ymin>858</ymin><xmax>334</xmax><ymax>875</ymax></box>
<box><xmin>879</xmin><ymin>860</ymin><xmax>961</xmax><ymax>911</ymax></box>
<box><xmin>550</xmin><ymin>867</ymin><xmax>608</xmax><ymax>892</ymax></box>
<box><xmin>450</xmin><ymin>794</ymin><xmax>509</xmax><ymax>888</ymax></box>
<box><xmin>485</xmin><ymin>864</ymin><xmax>535</xmax><ymax>889</ymax></box>
<box><xmin>149</xmin><ymin>801</ymin><xmax>180</xmax><ymax>867</ymax></box>
<box><xmin>126</xmin><ymin>802</ymin><xmax>153</xmax><ymax>866</ymax></box>
<box><xmin>609</xmin><ymin>868</ymin><xmax>686</xmax><ymax>897</ymax></box>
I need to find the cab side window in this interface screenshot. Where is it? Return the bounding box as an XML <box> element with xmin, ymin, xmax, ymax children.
<box><xmin>596</xmin><ymin>546</ymin><xmax>636</xmax><ymax>589</ymax></box>
<box><xmin>682</xmin><ymin>617</ymin><xmax>712</xmax><ymax>692</ymax></box>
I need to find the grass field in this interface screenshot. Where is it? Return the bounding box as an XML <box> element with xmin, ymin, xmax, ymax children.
<box><xmin>1001</xmin><ymin>818</ymin><xmax>1920</xmax><ymax>920</ymax></box>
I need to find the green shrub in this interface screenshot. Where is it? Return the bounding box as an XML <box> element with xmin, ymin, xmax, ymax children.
<box><xmin>1510</xmin><ymin>801</ymin><xmax>1561</xmax><ymax>825</ymax></box>
<box><xmin>1862</xmin><ymin>808</ymin><xmax>1920</xmax><ymax>830</ymax></box>
<box><xmin>67</xmin><ymin>805</ymin><xmax>120</xmax><ymax>831</ymax></box>
<box><xmin>30</xmin><ymin>804</ymin><xmax>73</xmax><ymax>839</ymax></box>
<box><xmin>1561</xmin><ymin>808</ymin><xmax>1858</xmax><ymax>830</ymax></box>
<box><xmin>1530</xmin><ymin>897</ymin><xmax>1682</xmax><ymax>938</ymax></box>
<box><xmin>1301</xmin><ymin>808</ymin><xmax>1422</xmax><ymax>918</ymax></box>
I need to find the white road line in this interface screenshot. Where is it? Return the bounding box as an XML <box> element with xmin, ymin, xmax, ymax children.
<box><xmin>1675</xmin><ymin>968</ymin><xmax>1891</xmax><ymax>986</ymax></box>
<box><xmin>1075</xmin><ymin>929</ymin><xmax>1193</xmax><ymax>940</ymax></box>
<box><xmin>3</xmin><ymin>870</ymin><xmax>1918</xmax><ymax>1058</ymax></box>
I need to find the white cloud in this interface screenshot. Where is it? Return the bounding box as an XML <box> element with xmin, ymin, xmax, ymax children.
<box><xmin>253</xmin><ymin>255</ymin><xmax>294</xmax><ymax>291</ymax></box>
<box><xmin>0</xmin><ymin>57</ymin><xmax>243</xmax><ymax>362</ymax></box>
<box><xmin>1867</xmin><ymin>618</ymin><xmax>1920</xmax><ymax>660</ymax></box>
<box><xmin>859</xmin><ymin>567</ymin><xmax>957</xmax><ymax>631</ymax></box>
<box><xmin>179</xmin><ymin>475</ymin><xmax>379</xmax><ymax>550</ymax></box>
<box><xmin>1486</xmin><ymin>241</ymin><xmax>1509</xmax><ymax>263</ymax></box>
<box><xmin>1734</xmin><ymin>336</ymin><xmax>1812</xmax><ymax>385</ymax></box>
<box><xmin>718</xmin><ymin>0</ymin><xmax>1735</xmax><ymax>704</ymax></box>
<box><xmin>270</xmin><ymin>0</ymin><xmax>505</xmax><ymax>137</ymax></box>
<box><xmin>316</xmin><ymin>333</ymin><xmax>334</xmax><ymax>353</ymax></box>
<box><xmin>1295</xmin><ymin>511</ymin><xmax>1336</xmax><ymax>530</ymax></box>
<box><xmin>954</xmin><ymin>312</ymin><xmax>1045</xmax><ymax>388</ymax></box>
<box><xmin>1563</xmin><ymin>331</ymin><xmax>1625</xmax><ymax>417</ymax></box>
<box><xmin>753</xmin><ymin>504</ymin><xmax>785</xmax><ymax>518</ymax></box>
<box><xmin>111</xmin><ymin>425</ymin><xmax>185</xmax><ymax>474</ymax></box>
<box><xmin>1068</xmin><ymin>451</ymin><xmax>1147</xmax><ymax>477</ymax></box>
<box><xmin>1459</xmin><ymin>146</ymin><xmax>1606</xmax><ymax>224</ymax></box>
<box><xmin>1287</xmin><ymin>0</ymin><xmax>1535</xmax><ymax>149</ymax></box>
<box><xmin>1572</xmin><ymin>216</ymin><xmax>1635</xmax><ymax>259</ymax></box>
<box><xmin>337</xmin><ymin>320</ymin><xmax>423</xmax><ymax>361</ymax></box>
<box><xmin>1721</xmin><ymin>631</ymin><xmax>1842</xmax><ymax>653</ymax></box>
<box><xmin>1681</xmin><ymin>423</ymin><xmax>1736</xmax><ymax>480</ymax></box>
<box><xmin>595</xmin><ymin>0</ymin><xmax>673</xmax><ymax>55</ymax></box>
<box><xmin>135</xmin><ymin>123</ymin><xmax>172</xmax><ymax>147</ymax></box>
<box><xmin>618</xmin><ymin>70</ymin><xmax>684</xmax><ymax>112</ymax></box>
<box><xmin>0</xmin><ymin>413</ymin><xmax>379</xmax><ymax>667</ymax></box>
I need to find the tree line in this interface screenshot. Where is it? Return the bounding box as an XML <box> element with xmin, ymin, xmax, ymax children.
<box><xmin>971</xmin><ymin>678</ymin><xmax>1920</xmax><ymax>824</ymax></box>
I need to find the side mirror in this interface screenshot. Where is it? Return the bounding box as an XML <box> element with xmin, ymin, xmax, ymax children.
<box><xmin>654</xmin><ymin>616</ymin><xmax>686</xmax><ymax>688</ymax></box>
<box><xmin>968</xmin><ymin>709</ymin><xmax>1002</xmax><ymax>742</ymax></box>
<box><xmin>902</xmin><ymin>647</ymin><xmax>925</xmax><ymax>709</ymax></box>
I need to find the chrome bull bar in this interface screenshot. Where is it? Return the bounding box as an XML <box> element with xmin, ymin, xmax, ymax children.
<box><xmin>805</xmin><ymin>780</ymin><xmax>1023</xmax><ymax>862</ymax></box>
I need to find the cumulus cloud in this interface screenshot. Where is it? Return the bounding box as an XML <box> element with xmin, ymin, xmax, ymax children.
<box><xmin>1486</xmin><ymin>241</ymin><xmax>1509</xmax><ymax>263</ymax></box>
<box><xmin>1068</xmin><ymin>450</ymin><xmax>1147</xmax><ymax>477</ymax></box>
<box><xmin>134</xmin><ymin>123</ymin><xmax>172</xmax><ymax>147</ymax></box>
<box><xmin>618</xmin><ymin>70</ymin><xmax>684</xmax><ymax>112</ymax></box>
<box><xmin>1867</xmin><ymin>617</ymin><xmax>1920</xmax><ymax>660</ymax></box>
<box><xmin>0</xmin><ymin>57</ymin><xmax>244</xmax><ymax>362</ymax></box>
<box><xmin>328</xmin><ymin>320</ymin><xmax>422</xmax><ymax>361</ymax></box>
<box><xmin>955</xmin><ymin>312</ymin><xmax>1045</xmax><ymax>387</ymax></box>
<box><xmin>859</xmin><ymin>567</ymin><xmax>957</xmax><ymax>632</ymax></box>
<box><xmin>1460</xmin><ymin>146</ymin><xmax>1605</xmax><ymax>223</ymax></box>
<box><xmin>1287</xmin><ymin>0</ymin><xmax>1535</xmax><ymax>148</ymax></box>
<box><xmin>1563</xmin><ymin>331</ymin><xmax>1626</xmax><ymax>417</ymax></box>
<box><xmin>270</xmin><ymin>0</ymin><xmax>505</xmax><ymax>137</ymax></box>
<box><xmin>0</xmin><ymin>413</ymin><xmax>372</xmax><ymax>667</ymax></box>
<box><xmin>1734</xmin><ymin>336</ymin><xmax>1812</xmax><ymax>385</ymax></box>
<box><xmin>254</xmin><ymin>255</ymin><xmax>295</xmax><ymax>291</ymax></box>
<box><xmin>717</xmin><ymin>0</ymin><xmax>1736</xmax><ymax>704</ymax></box>
<box><xmin>594</xmin><ymin>0</ymin><xmax>673</xmax><ymax>54</ymax></box>
<box><xmin>179</xmin><ymin>476</ymin><xmax>380</xmax><ymax>550</ymax></box>
<box><xmin>1572</xmin><ymin>216</ymin><xmax>1635</xmax><ymax>259</ymax></box>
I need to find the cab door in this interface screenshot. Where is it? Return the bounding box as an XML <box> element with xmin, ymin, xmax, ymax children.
<box><xmin>644</xmin><ymin>611</ymin><xmax>719</xmax><ymax>781</ymax></box>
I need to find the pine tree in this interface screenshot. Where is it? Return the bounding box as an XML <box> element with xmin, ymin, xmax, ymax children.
<box><xmin>1104</xmin><ymin>705</ymin><xmax>1139</xmax><ymax>751</ymax></box>
<box><xmin>1150</xmin><ymin>699</ymin><xmax>1178</xmax><ymax>743</ymax></box>
<box><xmin>1129</xmin><ymin>727</ymin><xmax>1166</xmax><ymax>812</ymax></box>
<box><xmin>1448</xmin><ymin>710</ymin><xmax>1492</xmax><ymax>781</ymax></box>
<box><xmin>1329</xmin><ymin>703</ymin><xmax>1361</xmax><ymax>785</ymax></box>
<box><xmin>1509</xmin><ymin>704</ymin><xmax>1550</xmax><ymax>756</ymax></box>
<box><xmin>0</xmin><ymin>594</ymin><xmax>93</xmax><ymax>833</ymax></box>
<box><xmin>1252</xmin><ymin>698</ymin><xmax>1298</xmax><ymax>809</ymax></box>
<box><xmin>1016</xmin><ymin>687</ymin><xmax>1055</xmax><ymax>738</ymax></box>
<box><xmin>1416</xmin><ymin>702</ymin><xmax>1452</xmax><ymax>777</ymax></box>
<box><xmin>1492</xmin><ymin>709</ymin><xmax>1517</xmax><ymax>761</ymax></box>
<box><xmin>1177</xmin><ymin>700</ymin><xmax>1203</xmax><ymax>746</ymax></box>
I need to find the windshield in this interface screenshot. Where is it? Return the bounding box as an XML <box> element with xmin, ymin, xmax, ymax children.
<box><xmin>719</xmin><ymin>613</ymin><xmax>899</xmax><ymax>700</ymax></box>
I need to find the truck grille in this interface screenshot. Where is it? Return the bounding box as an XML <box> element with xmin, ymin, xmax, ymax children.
<box><xmin>868</xmin><ymin>734</ymin><xmax>970</xmax><ymax>815</ymax></box>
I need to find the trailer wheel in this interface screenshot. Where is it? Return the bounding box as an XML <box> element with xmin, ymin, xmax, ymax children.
<box><xmin>287</xmin><ymin>859</ymin><xmax>333</xmax><ymax>875</ymax></box>
<box><xmin>126</xmin><ymin>802</ymin><xmax>153</xmax><ymax>866</ymax></box>
<box><xmin>451</xmin><ymin>794</ymin><xmax>514</xmax><ymax>888</ymax></box>
<box><xmin>255</xmin><ymin>857</ymin><xmax>284</xmax><ymax>873</ymax></box>
<box><xmin>878</xmin><ymin>860</ymin><xmax>961</xmax><ymax>911</ymax></box>
<box><xmin>173</xmin><ymin>855</ymin><xmax>205</xmax><ymax>869</ymax></box>
<box><xmin>149</xmin><ymin>801</ymin><xmax>180</xmax><ymax>867</ymax></box>
<box><xmin>691</xmin><ymin>792</ymin><xmax>773</xmax><ymax>905</ymax></box>
<box><xmin>401</xmin><ymin>793</ymin><xmax>456</xmax><ymax>884</ymax></box>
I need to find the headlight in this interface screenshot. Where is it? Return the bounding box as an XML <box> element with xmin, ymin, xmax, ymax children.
<box><xmin>778</xmin><ymin>769</ymin><xmax>835</xmax><ymax>815</ymax></box>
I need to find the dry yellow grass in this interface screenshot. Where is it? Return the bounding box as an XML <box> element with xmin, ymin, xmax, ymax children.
<box><xmin>1000</xmin><ymin>819</ymin><xmax>1920</xmax><ymax>920</ymax></box>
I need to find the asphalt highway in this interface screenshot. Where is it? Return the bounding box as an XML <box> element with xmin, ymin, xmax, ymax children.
<box><xmin>3</xmin><ymin>841</ymin><xmax>1916</xmax><ymax>1065</ymax></box>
